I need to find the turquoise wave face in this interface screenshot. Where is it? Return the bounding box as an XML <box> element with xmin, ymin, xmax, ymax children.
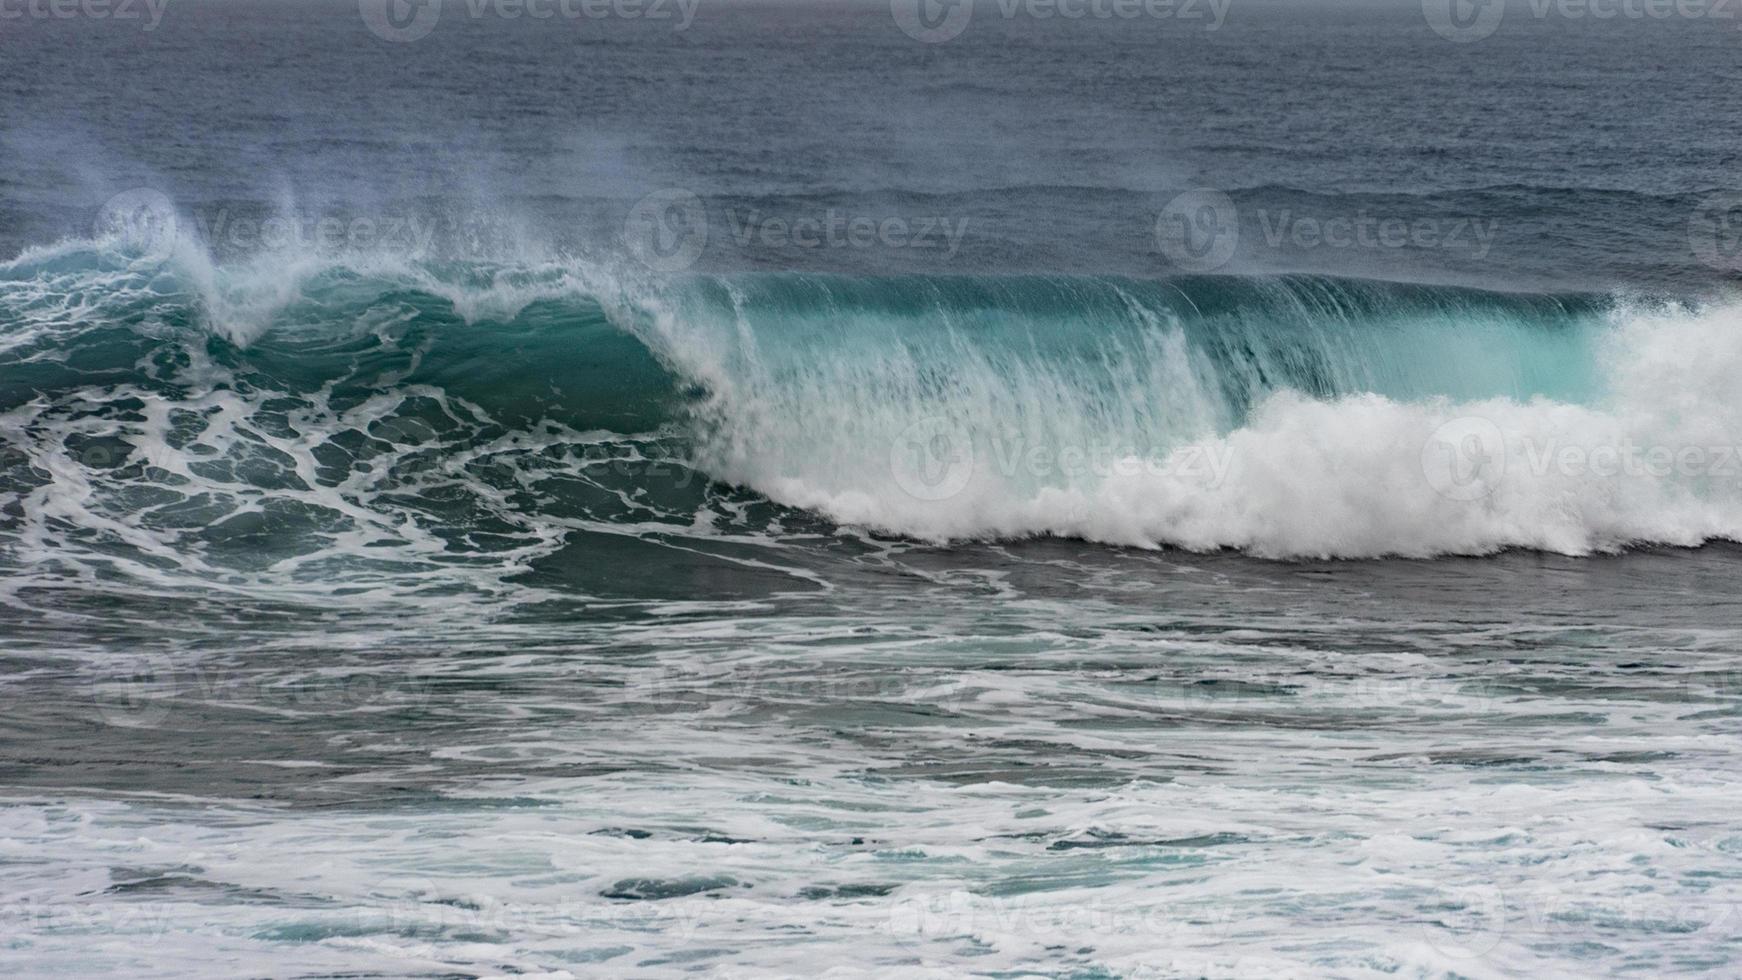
<box><xmin>645</xmin><ymin>271</ymin><xmax>1606</xmax><ymax>439</ymax></box>
<box><xmin>0</xmin><ymin>243</ymin><xmax>1611</xmax><ymax>448</ymax></box>
<box><xmin>10</xmin><ymin>238</ymin><xmax>1733</xmax><ymax>569</ymax></box>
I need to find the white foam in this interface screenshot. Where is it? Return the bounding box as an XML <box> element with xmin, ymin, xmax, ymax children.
<box><xmin>10</xmin><ymin>214</ymin><xmax>1742</xmax><ymax>561</ymax></box>
<box><xmin>662</xmin><ymin>297</ymin><xmax>1742</xmax><ymax>558</ymax></box>
<box><xmin>1</xmin><ymin>202</ymin><xmax>631</xmax><ymax>349</ymax></box>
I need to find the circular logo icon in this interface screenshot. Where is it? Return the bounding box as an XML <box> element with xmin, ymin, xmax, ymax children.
<box><xmin>890</xmin><ymin>417</ymin><xmax>975</xmax><ymax>502</ymax></box>
<box><xmin>1422</xmin><ymin>416</ymin><xmax>1507</xmax><ymax>501</ymax></box>
<box><xmin>89</xmin><ymin>654</ymin><xmax>177</xmax><ymax>729</ymax></box>
<box><xmin>887</xmin><ymin>890</ymin><xmax>976</xmax><ymax>946</ymax></box>
<box><xmin>640</xmin><ymin>663</ymin><xmax>712</xmax><ymax>714</ymax></box>
<box><xmin>1422</xmin><ymin>0</ymin><xmax>1505</xmax><ymax>43</ymax></box>
<box><xmin>93</xmin><ymin>189</ymin><xmax>179</xmax><ymax>265</ymax></box>
<box><xmin>380</xmin><ymin>876</ymin><xmax>445</xmax><ymax>937</ymax></box>
<box><xmin>1155</xmin><ymin>190</ymin><xmax>1239</xmax><ymax>273</ymax></box>
<box><xmin>1418</xmin><ymin>883</ymin><xmax>1507</xmax><ymax>960</ymax></box>
<box><xmin>624</xmin><ymin>189</ymin><xmax>708</xmax><ymax>273</ymax></box>
<box><xmin>360</xmin><ymin>0</ymin><xmax>442</xmax><ymax>42</ymax></box>
<box><xmin>1689</xmin><ymin>192</ymin><xmax>1742</xmax><ymax>273</ymax></box>
<box><xmin>891</xmin><ymin>0</ymin><xmax>973</xmax><ymax>43</ymax></box>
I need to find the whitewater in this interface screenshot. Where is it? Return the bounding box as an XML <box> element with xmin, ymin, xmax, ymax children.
<box><xmin>6</xmin><ymin>224</ymin><xmax>1740</xmax><ymax>585</ymax></box>
<box><xmin>7</xmin><ymin>5</ymin><xmax>1742</xmax><ymax>977</ymax></box>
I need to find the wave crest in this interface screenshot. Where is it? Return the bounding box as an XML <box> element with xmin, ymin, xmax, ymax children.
<box><xmin>3</xmin><ymin>238</ymin><xmax>1740</xmax><ymax>561</ymax></box>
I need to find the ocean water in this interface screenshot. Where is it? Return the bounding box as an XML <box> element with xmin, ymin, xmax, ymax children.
<box><xmin>4</xmin><ymin>0</ymin><xmax>1742</xmax><ymax>976</ymax></box>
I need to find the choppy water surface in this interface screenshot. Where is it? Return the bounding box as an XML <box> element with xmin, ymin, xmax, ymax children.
<box><xmin>5</xmin><ymin>1</ymin><xmax>1742</xmax><ymax>976</ymax></box>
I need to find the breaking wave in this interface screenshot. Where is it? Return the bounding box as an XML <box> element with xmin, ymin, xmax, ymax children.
<box><xmin>3</xmin><ymin>230</ymin><xmax>1739</xmax><ymax>584</ymax></box>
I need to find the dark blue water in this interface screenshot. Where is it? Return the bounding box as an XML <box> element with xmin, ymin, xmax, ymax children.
<box><xmin>3</xmin><ymin>2</ymin><xmax>1742</xmax><ymax>976</ymax></box>
<box><xmin>5</xmin><ymin>0</ymin><xmax>1742</xmax><ymax>289</ymax></box>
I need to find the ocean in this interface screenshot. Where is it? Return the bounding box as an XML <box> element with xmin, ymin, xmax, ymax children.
<box><xmin>3</xmin><ymin>0</ymin><xmax>1742</xmax><ymax>975</ymax></box>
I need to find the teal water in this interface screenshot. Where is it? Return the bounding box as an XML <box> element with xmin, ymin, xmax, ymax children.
<box><xmin>5</xmin><ymin>2</ymin><xmax>1742</xmax><ymax>977</ymax></box>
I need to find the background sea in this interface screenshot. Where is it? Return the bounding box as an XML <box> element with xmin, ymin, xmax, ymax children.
<box><xmin>4</xmin><ymin>0</ymin><xmax>1742</xmax><ymax>975</ymax></box>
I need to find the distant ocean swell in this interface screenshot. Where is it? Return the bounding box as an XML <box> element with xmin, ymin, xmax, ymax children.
<box><xmin>2</xmin><ymin>230</ymin><xmax>1740</xmax><ymax>578</ymax></box>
